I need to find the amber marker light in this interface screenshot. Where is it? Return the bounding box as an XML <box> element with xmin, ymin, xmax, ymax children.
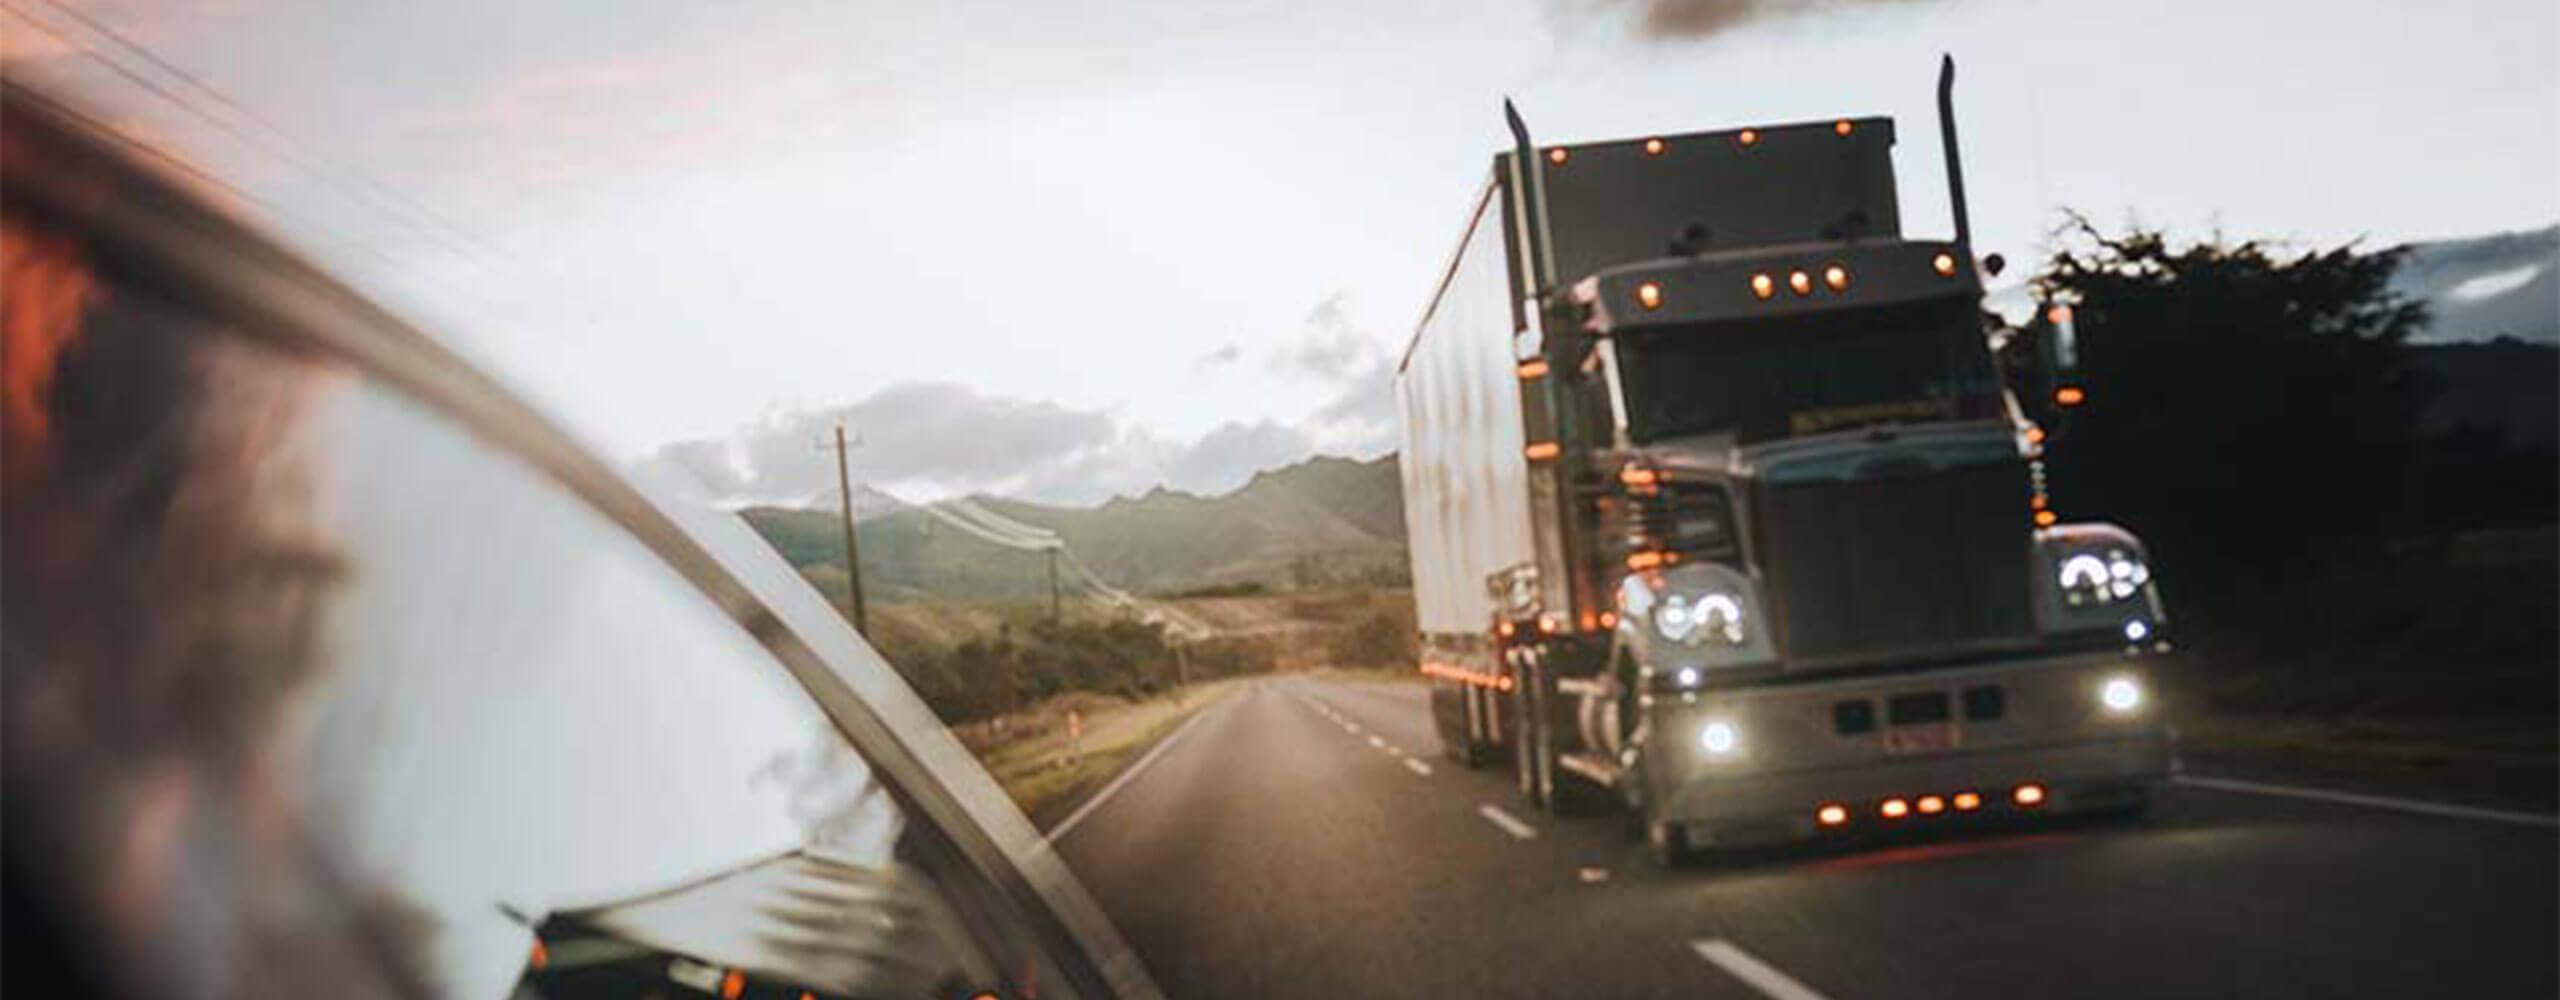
<box><xmin>1600</xmin><ymin>611</ymin><xmax>1619</xmax><ymax>628</ymax></box>
<box><xmin>1933</xmin><ymin>252</ymin><xmax>1959</xmax><ymax>277</ymax></box>
<box><xmin>1823</xmin><ymin>264</ymin><xmax>1849</xmax><ymax>291</ymax></box>
<box><xmin>1620</xmin><ymin>466</ymin><xmax>1661</xmax><ymax>487</ymax></box>
<box><xmin>1637</xmin><ymin>281</ymin><xmax>1664</xmax><ymax>310</ymax></box>
<box><xmin>1880</xmin><ymin>798</ymin><xmax>1911</xmax><ymax>819</ymax></box>
<box><xmin>1524</xmin><ymin>441</ymin><xmax>1561</xmax><ymax>461</ymax></box>
<box><xmin>2013</xmin><ymin>783</ymin><xmax>2048</xmax><ymax>807</ymax></box>
<box><xmin>1789</xmin><ymin>271</ymin><xmax>1813</xmax><ymax>296</ymax></box>
<box><xmin>2055</xmin><ymin>386</ymin><xmax>2088</xmax><ymax>407</ymax></box>
<box><xmin>2035</xmin><ymin>509</ymin><xmax>2060</xmax><ymax>527</ymax></box>
<box><xmin>721</xmin><ymin>969</ymin><xmax>746</xmax><ymax>1000</ymax></box>
<box><xmin>1547</xmin><ymin>147</ymin><xmax>1569</xmax><ymax>165</ymax></box>
<box><xmin>2025</xmin><ymin>426</ymin><xmax>2047</xmax><ymax>445</ymax></box>
<box><xmin>1517</xmin><ymin>359</ymin><xmax>1549</xmax><ymax>379</ymax></box>
<box><xmin>1834</xmin><ymin>119</ymin><xmax>1855</xmax><ymax>136</ymax></box>
<box><xmin>1626</xmin><ymin>551</ymin><xmax>1666</xmax><ymax>571</ymax></box>
<box><xmin>1750</xmin><ymin>274</ymin><xmax>1776</xmax><ymax>300</ymax></box>
<box><xmin>1738</xmin><ymin>128</ymin><xmax>1760</xmax><ymax>147</ymax></box>
<box><xmin>1917</xmin><ymin>794</ymin><xmax>1947</xmax><ymax>815</ymax></box>
<box><xmin>1953</xmin><ymin>791</ymin><xmax>1983</xmax><ymax>812</ymax></box>
<box><xmin>1817</xmin><ymin>804</ymin><xmax>1850</xmax><ymax>827</ymax></box>
<box><xmin>1644</xmin><ymin>137</ymin><xmax>1666</xmax><ymax>156</ymax></box>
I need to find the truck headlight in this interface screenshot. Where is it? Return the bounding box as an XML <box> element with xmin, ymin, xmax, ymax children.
<box><xmin>2058</xmin><ymin>548</ymin><xmax>2150</xmax><ymax>606</ymax></box>
<box><xmin>2100</xmin><ymin>675</ymin><xmax>2143</xmax><ymax>713</ymax></box>
<box><xmin>1656</xmin><ymin>592</ymin><xmax>1746</xmax><ymax>646</ymax></box>
<box><xmin>1699</xmin><ymin>720</ymin><xmax>1739</xmax><ymax>755</ymax></box>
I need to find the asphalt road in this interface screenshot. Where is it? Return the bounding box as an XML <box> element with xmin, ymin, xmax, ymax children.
<box><xmin>1051</xmin><ymin>675</ymin><xmax>2558</xmax><ymax>1000</ymax></box>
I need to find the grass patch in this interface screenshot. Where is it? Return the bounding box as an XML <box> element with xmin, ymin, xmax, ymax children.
<box><xmin>995</xmin><ymin>708</ymin><xmax>1194</xmax><ymax>821</ymax></box>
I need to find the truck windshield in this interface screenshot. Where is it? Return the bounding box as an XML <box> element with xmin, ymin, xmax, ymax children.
<box><xmin>1616</xmin><ymin>295</ymin><xmax>2001</xmax><ymax>444</ymax></box>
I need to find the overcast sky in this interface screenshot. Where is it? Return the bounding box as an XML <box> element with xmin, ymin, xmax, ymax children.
<box><xmin>8</xmin><ymin>0</ymin><xmax>2555</xmax><ymax>505</ymax></box>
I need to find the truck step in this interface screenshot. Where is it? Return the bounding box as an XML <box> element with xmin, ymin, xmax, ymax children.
<box><xmin>1556</xmin><ymin>750</ymin><xmax>1624</xmax><ymax>789</ymax></box>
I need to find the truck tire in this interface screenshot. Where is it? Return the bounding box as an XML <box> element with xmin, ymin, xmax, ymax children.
<box><xmin>1645</xmin><ymin>812</ymin><xmax>1695</xmax><ymax>868</ymax></box>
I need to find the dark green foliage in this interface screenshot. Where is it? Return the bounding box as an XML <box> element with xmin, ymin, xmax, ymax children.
<box><xmin>2035</xmin><ymin>218</ymin><xmax>2552</xmax><ymax>670</ymax></box>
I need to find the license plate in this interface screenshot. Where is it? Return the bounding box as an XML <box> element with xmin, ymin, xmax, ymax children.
<box><xmin>1881</xmin><ymin>722</ymin><xmax>1962</xmax><ymax>755</ymax></box>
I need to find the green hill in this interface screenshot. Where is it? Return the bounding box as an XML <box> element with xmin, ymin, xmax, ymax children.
<box><xmin>742</xmin><ymin>453</ymin><xmax>1406</xmax><ymax>603</ymax></box>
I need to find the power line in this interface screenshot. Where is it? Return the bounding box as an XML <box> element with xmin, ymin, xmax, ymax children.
<box><xmin>21</xmin><ymin>0</ymin><xmax>491</xmax><ymax>258</ymax></box>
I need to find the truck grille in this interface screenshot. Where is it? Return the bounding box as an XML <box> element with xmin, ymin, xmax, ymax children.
<box><xmin>1757</xmin><ymin>453</ymin><xmax>2035</xmax><ymax>669</ymax></box>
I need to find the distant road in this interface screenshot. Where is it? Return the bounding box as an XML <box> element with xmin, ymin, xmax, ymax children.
<box><xmin>1053</xmin><ymin>675</ymin><xmax>2557</xmax><ymax>999</ymax></box>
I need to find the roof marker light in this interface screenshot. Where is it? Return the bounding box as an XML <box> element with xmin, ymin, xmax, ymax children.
<box><xmin>1880</xmin><ymin>798</ymin><xmax>1911</xmax><ymax>819</ymax></box>
<box><xmin>1637</xmin><ymin>282</ymin><xmax>1663</xmax><ymax>310</ymax></box>
<box><xmin>1547</xmin><ymin>147</ymin><xmax>1569</xmax><ymax>165</ymax></box>
<box><xmin>1824</xmin><ymin>264</ymin><xmax>1849</xmax><ymax>291</ymax></box>
<box><xmin>1953</xmin><ymin>791</ymin><xmax>1983</xmax><ymax>811</ymax></box>
<box><xmin>1788</xmin><ymin>271</ymin><xmax>1813</xmax><ymax>297</ymax></box>
<box><xmin>1835</xmin><ymin>119</ymin><xmax>1855</xmax><ymax>136</ymax></box>
<box><xmin>2013</xmin><ymin>783</ymin><xmax>2047</xmax><ymax>807</ymax></box>
<box><xmin>1917</xmin><ymin>794</ymin><xmax>1946</xmax><ymax>815</ymax></box>
<box><xmin>1645</xmin><ymin>137</ymin><xmax>1666</xmax><ymax>156</ymax></box>
<box><xmin>1738</xmin><ymin>129</ymin><xmax>1760</xmax><ymax>147</ymax></box>
<box><xmin>1933</xmin><ymin>252</ymin><xmax>1959</xmax><ymax>277</ymax></box>
<box><xmin>1751</xmin><ymin>274</ymin><xmax>1776</xmax><ymax>300</ymax></box>
<box><xmin>1817</xmin><ymin>803</ymin><xmax>1849</xmax><ymax>827</ymax></box>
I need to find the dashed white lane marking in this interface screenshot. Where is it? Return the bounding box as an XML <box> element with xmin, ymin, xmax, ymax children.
<box><xmin>2173</xmin><ymin>775</ymin><xmax>2559</xmax><ymax>829</ymax></box>
<box><xmin>1403</xmin><ymin>757</ymin><xmax>1433</xmax><ymax>776</ymax></box>
<box><xmin>1690</xmin><ymin>939</ymin><xmax>1833</xmax><ymax>1000</ymax></box>
<box><xmin>1366</xmin><ymin>735</ymin><xmax>1387</xmax><ymax>749</ymax></box>
<box><xmin>1045</xmin><ymin>698</ymin><xmax>1222</xmax><ymax>844</ymax></box>
<box><xmin>1477</xmin><ymin>803</ymin><xmax>1537</xmax><ymax>840</ymax></box>
<box><xmin>1344</xmin><ymin>721</ymin><xmax>1362</xmax><ymax>734</ymax></box>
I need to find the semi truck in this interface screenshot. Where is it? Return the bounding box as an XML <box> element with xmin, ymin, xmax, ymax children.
<box><xmin>1393</xmin><ymin>57</ymin><xmax>2172</xmax><ymax>865</ymax></box>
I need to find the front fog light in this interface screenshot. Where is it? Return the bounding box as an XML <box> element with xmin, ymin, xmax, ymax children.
<box><xmin>1699</xmin><ymin>721</ymin><xmax>1738</xmax><ymax>755</ymax></box>
<box><xmin>2100</xmin><ymin>676</ymin><xmax>2143</xmax><ymax>713</ymax></box>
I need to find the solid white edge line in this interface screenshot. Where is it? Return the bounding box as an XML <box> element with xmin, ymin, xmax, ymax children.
<box><xmin>1691</xmin><ymin>939</ymin><xmax>1833</xmax><ymax>1000</ymax></box>
<box><xmin>1045</xmin><ymin>699</ymin><xmax>1222</xmax><ymax>843</ymax></box>
<box><xmin>2173</xmin><ymin>774</ymin><xmax>2559</xmax><ymax>829</ymax></box>
<box><xmin>1403</xmin><ymin>757</ymin><xmax>1433</xmax><ymax>776</ymax></box>
<box><xmin>1477</xmin><ymin>803</ymin><xmax>1537</xmax><ymax>839</ymax></box>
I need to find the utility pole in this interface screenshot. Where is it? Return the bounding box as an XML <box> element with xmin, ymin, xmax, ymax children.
<box><xmin>824</xmin><ymin>423</ymin><xmax>868</xmax><ymax>636</ymax></box>
<box><xmin>1046</xmin><ymin>545</ymin><xmax>1061</xmax><ymax>627</ymax></box>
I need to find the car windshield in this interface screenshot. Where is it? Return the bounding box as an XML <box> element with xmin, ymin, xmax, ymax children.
<box><xmin>1617</xmin><ymin>296</ymin><xmax>2003</xmax><ymax>444</ymax></box>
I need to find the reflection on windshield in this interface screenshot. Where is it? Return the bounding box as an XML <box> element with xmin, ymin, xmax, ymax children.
<box><xmin>0</xmin><ymin>196</ymin><xmax>998</xmax><ymax>999</ymax></box>
<box><xmin>1617</xmin><ymin>297</ymin><xmax>2000</xmax><ymax>444</ymax></box>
